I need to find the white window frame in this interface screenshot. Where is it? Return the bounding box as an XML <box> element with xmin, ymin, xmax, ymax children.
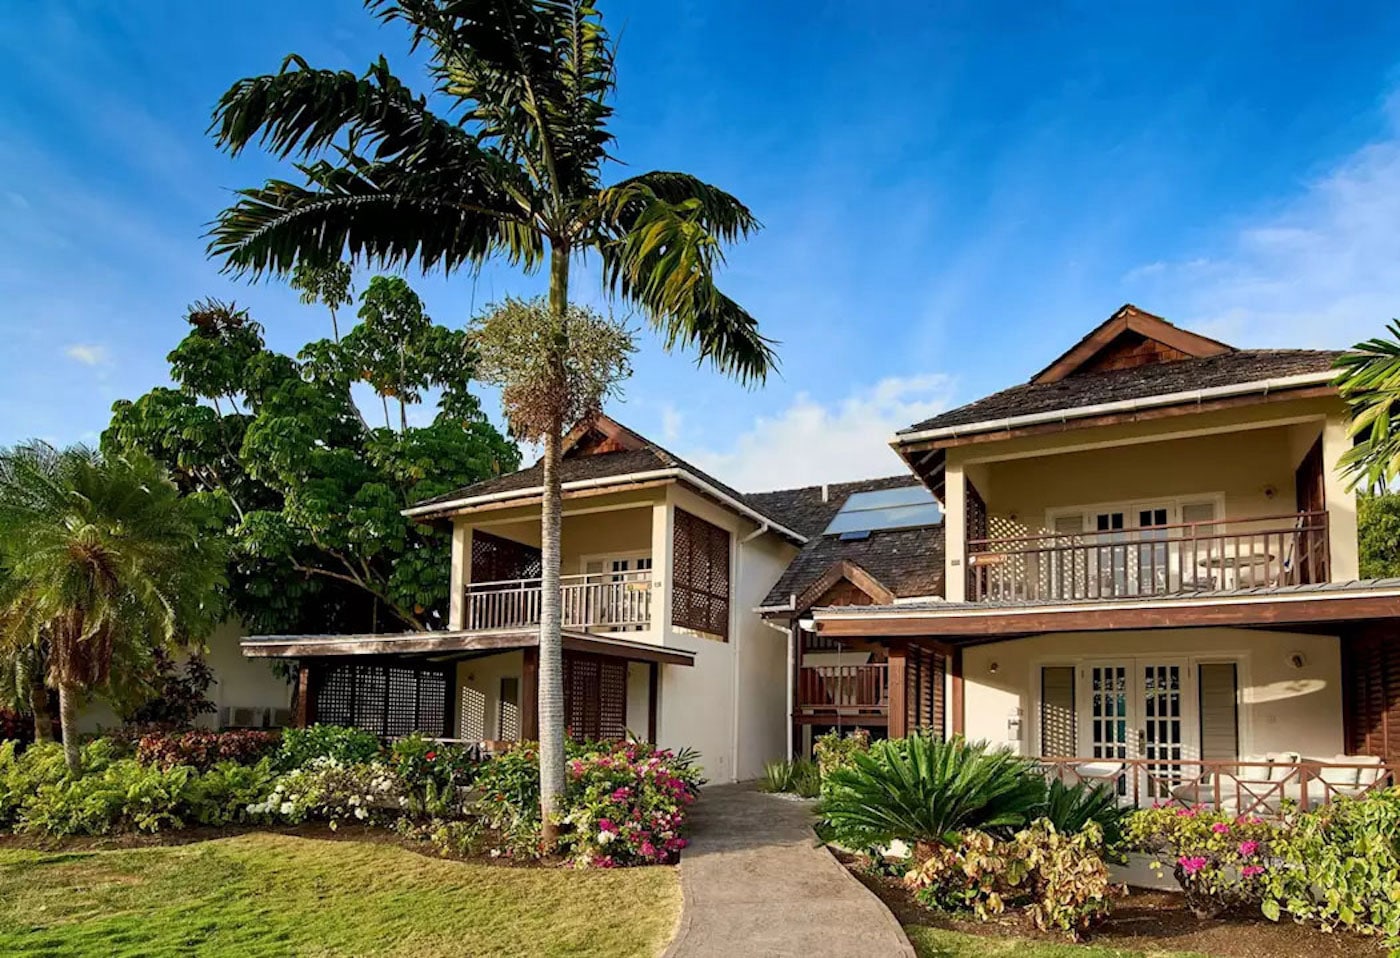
<box><xmin>1045</xmin><ymin>492</ymin><xmax>1226</xmax><ymax>533</ymax></box>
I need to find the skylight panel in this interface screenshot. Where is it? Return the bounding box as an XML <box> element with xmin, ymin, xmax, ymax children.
<box><xmin>823</xmin><ymin>486</ymin><xmax>942</xmax><ymax>535</ymax></box>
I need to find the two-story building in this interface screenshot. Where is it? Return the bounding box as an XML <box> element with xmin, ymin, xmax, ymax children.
<box><xmin>243</xmin><ymin>305</ymin><xmax>1400</xmax><ymax>802</ymax></box>
<box><xmin>797</xmin><ymin>305</ymin><xmax>1399</xmax><ymax>810</ymax></box>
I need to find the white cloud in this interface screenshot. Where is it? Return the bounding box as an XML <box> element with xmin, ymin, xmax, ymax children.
<box><xmin>659</xmin><ymin>403</ymin><xmax>683</xmax><ymax>444</ymax></box>
<box><xmin>64</xmin><ymin>343</ymin><xmax>108</xmax><ymax>366</ymax></box>
<box><xmin>678</xmin><ymin>375</ymin><xmax>954</xmax><ymax>492</ymax></box>
<box><xmin>1124</xmin><ymin>101</ymin><xmax>1400</xmax><ymax>348</ymax></box>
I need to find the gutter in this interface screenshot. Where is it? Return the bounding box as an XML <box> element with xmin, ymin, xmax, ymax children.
<box><xmin>402</xmin><ymin>467</ymin><xmax>808</xmax><ymax>545</ymax></box>
<box><xmin>892</xmin><ymin>370</ymin><xmax>1337</xmax><ymax>446</ymax></box>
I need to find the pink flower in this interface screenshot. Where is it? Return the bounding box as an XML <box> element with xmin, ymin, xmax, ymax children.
<box><xmin>640</xmin><ymin>840</ymin><xmax>658</xmax><ymax>859</ymax></box>
<box><xmin>1238</xmin><ymin>840</ymin><xmax>1260</xmax><ymax>857</ymax></box>
<box><xmin>1178</xmin><ymin>856</ymin><xmax>1209</xmax><ymax>876</ymax></box>
<box><xmin>1241</xmin><ymin>865</ymin><xmax>1266</xmax><ymax>878</ymax></box>
<box><xmin>1176</xmin><ymin>806</ymin><xmax>1198</xmax><ymax>818</ymax></box>
<box><xmin>598</xmin><ymin>818</ymin><xmax>616</xmax><ymax>833</ymax></box>
<box><xmin>1212</xmin><ymin>822</ymin><xmax>1231</xmax><ymax>834</ymax></box>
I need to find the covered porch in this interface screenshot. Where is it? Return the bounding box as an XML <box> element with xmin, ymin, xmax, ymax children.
<box><xmin>243</xmin><ymin>628</ymin><xmax>694</xmax><ymax>747</ymax></box>
<box><xmin>812</xmin><ymin>584</ymin><xmax>1400</xmax><ymax>815</ymax></box>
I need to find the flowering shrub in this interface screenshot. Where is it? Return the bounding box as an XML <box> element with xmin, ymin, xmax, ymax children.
<box><xmin>903</xmin><ymin>820</ymin><xmax>1121</xmax><ymax>939</ymax></box>
<box><xmin>388</xmin><ymin>733</ymin><xmax>480</xmax><ymax>815</ymax></box>
<box><xmin>813</xmin><ymin>729</ymin><xmax>870</xmax><ymax>780</ymax></box>
<box><xmin>137</xmin><ymin>728</ymin><xmax>282</xmax><ymax>770</ymax></box>
<box><xmin>1125</xmin><ymin>805</ymin><xmax>1281</xmax><ymax>918</ymax></box>
<box><xmin>560</xmin><ymin>742</ymin><xmax>703</xmax><ymax>867</ymax></box>
<box><xmin>276</xmin><ymin>724</ymin><xmax>382</xmax><ymax>770</ymax></box>
<box><xmin>248</xmin><ymin>758</ymin><xmax>410</xmax><ymax>828</ymax></box>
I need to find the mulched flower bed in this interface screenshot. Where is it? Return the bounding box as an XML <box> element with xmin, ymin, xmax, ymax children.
<box><xmin>835</xmin><ymin>850</ymin><xmax>1382</xmax><ymax>957</ymax></box>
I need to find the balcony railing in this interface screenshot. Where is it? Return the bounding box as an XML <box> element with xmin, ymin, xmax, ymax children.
<box><xmin>967</xmin><ymin>511</ymin><xmax>1329</xmax><ymax>603</ymax></box>
<box><xmin>797</xmin><ymin>664</ymin><xmax>889</xmax><ymax>716</ymax></box>
<box><xmin>1038</xmin><ymin>755</ymin><xmax>1395</xmax><ymax>817</ymax></box>
<box><xmin>464</xmin><ymin>570</ymin><xmax>652</xmax><ymax>632</ymax></box>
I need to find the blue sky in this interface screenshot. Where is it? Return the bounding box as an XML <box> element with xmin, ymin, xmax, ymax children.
<box><xmin>6</xmin><ymin>2</ymin><xmax>1400</xmax><ymax>490</ymax></box>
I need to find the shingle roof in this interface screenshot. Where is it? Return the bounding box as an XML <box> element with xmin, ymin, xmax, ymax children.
<box><xmin>744</xmin><ymin>475</ymin><xmax>920</xmax><ymax>538</ymax></box>
<box><xmin>902</xmin><ymin>349</ymin><xmax>1342</xmax><ymax>434</ymax></box>
<box><xmin>760</xmin><ymin>525</ymin><xmax>944</xmax><ymax>609</ymax></box>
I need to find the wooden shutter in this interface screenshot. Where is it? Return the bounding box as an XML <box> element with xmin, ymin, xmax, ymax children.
<box><xmin>1197</xmin><ymin>663</ymin><xmax>1239</xmax><ymax>760</ymax></box>
<box><xmin>671</xmin><ymin>509</ymin><xmax>731</xmax><ymax>639</ymax></box>
<box><xmin>562</xmin><ymin>652</ymin><xmax>628</xmax><ymax>742</ymax></box>
<box><xmin>1345</xmin><ymin>630</ymin><xmax>1400</xmax><ymax>763</ymax></box>
<box><xmin>1040</xmin><ymin>666</ymin><xmax>1076</xmax><ymax>757</ymax></box>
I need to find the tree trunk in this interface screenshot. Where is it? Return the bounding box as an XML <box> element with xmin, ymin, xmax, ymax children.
<box><xmin>28</xmin><ymin>679</ymin><xmax>53</xmax><ymax>743</ymax></box>
<box><xmin>538</xmin><ymin>242</ymin><xmax>571</xmax><ymax>845</ymax></box>
<box><xmin>57</xmin><ymin>682</ymin><xmax>80</xmax><ymax>773</ymax></box>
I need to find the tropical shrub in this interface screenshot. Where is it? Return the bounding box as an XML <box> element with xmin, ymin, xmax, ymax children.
<box><xmin>248</xmin><ymin>758</ymin><xmax>409</xmax><ymax>828</ymax></box>
<box><xmin>386</xmin><ymin>733</ymin><xmax>481</xmax><ymax>817</ymax></box>
<box><xmin>1033</xmin><ymin>777</ymin><xmax>1133</xmax><ymax>853</ymax></box>
<box><xmin>276</xmin><ymin>724</ymin><xmax>381</xmax><ymax>770</ymax></box>
<box><xmin>813</xmin><ymin>729</ymin><xmax>870</xmax><ymax>779</ymax></box>
<box><xmin>759</xmin><ymin>758</ymin><xmax>821</xmax><ymax>798</ymax></box>
<box><xmin>122</xmin><ymin>650</ymin><xmax>217</xmax><ymax>727</ymax></box>
<box><xmin>137</xmin><ymin>728</ymin><xmax>282</xmax><ymax>770</ymax></box>
<box><xmin>904</xmin><ymin>820</ymin><xmax>1120</xmax><ymax>940</ymax></box>
<box><xmin>820</xmin><ymin>737</ymin><xmax>1046</xmax><ymax>848</ymax></box>
<box><xmin>1124</xmin><ymin>804</ymin><xmax>1280</xmax><ymax>918</ymax></box>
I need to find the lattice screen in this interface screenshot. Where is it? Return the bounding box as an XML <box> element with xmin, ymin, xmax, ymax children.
<box><xmin>310</xmin><ymin>661</ymin><xmax>450</xmax><ymax>737</ymax></box>
<box><xmin>672</xmin><ymin>508</ymin><xmax>730</xmax><ymax>639</ymax></box>
<box><xmin>471</xmin><ymin>530</ymin><xmax>543</xmax><ymax>584</ymax></box>
<box><xmin>562</xmin><ymin>653</ymin><xmax>628</xmax><ymax>741</ymax></box>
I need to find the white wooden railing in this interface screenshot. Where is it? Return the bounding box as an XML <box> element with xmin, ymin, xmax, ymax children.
<box><xmin>464</xmin><ymin>570</ymin><xmax>653</xmax><ymax>632</ymax></box>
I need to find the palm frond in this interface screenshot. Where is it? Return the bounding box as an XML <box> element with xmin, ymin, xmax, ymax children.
<box><xmin>1334</xmin><ymin>322</ymin><xmax>1400</xmax><ymax>490</ymax></box>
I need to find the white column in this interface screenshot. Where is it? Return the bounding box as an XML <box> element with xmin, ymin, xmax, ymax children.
<box><xmin>944</xmin><ymin>460</ymin><xmax>967</xmax><ymax>601</ymax></box>
<box><xmin>649</xmin><ymin>493</ymin><xmax>674</xmax><ymax>643</ymax></box>
<box><xmin>448</xmin><ymin>521</ymin><xmax>471</xmax><ymax>630</ymax></box>
<box><xmin>1321</xmin><ymin>414</ymin><xmax>1359</xmax><ymax>581</ymax></box>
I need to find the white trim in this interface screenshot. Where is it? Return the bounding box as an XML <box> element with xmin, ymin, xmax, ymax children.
<box><xmin>813</xmin><ymin>584</ymin><xmax>1400</xmax><ymax>620</ymax></box>
<box><xmin>578</xmin><ymin>550</ymin><xmax>652</xmax><ymax>576</ymax></box>
<box><xmin>402</xmin><ymin>467</ymin><xmax>808</xmax><ymax>545</ymax></box>
<box><xmin>892</xmin><ymin>371</ymin><xmax>1337</xmax><ymax>446</ymax></box>
<box><xmin>1044</xmin><ymin>492</ymin><xmax>1226</xmax><ymax>533</ymax></box>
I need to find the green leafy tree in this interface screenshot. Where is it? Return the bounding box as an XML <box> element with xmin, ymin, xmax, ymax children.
<box><xmin>0</xmin><ymin>444</ymin><xmax>225</xmax><ymax>771</ymax></box>
<box><xmin>205</xmin><ymin>0</ymin><xmax>775</xmax><ymax>837</ymax></box>
<box><xmin>106</xmin><ymin>284</ymin><xmax>518</xmax><ymax>636</ymax></box>
<box><xmin>1358</xmin><ymin>492</ymin><xmax>1400</xmax><ymax>578</ymax></box>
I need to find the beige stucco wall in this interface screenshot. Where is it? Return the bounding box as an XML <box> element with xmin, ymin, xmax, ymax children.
<box><xmin>454</xmin><ymin>651</ymin><xmax>525</xmax><ymax>740</ymax></box>
<box><xmin>960</xmin><ymin>627</ymin><xmax>1346</xmax><ymax>760</ymax></box>
<box><xmin>943</xmin><ymin>395</ymin><xmax>1358</xmax><ymax>596</ymax></box>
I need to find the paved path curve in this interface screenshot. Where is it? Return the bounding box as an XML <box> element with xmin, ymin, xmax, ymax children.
<box><xmin>664</xmin><ymin>783</ymin><xmax>916</xmax><ymax>958</ymax></box>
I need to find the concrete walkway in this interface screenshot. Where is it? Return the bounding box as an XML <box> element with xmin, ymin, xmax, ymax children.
<box><xmin>664</xmin><ymin>783</ymin><xmax>916</xmax><ymax>958</ymax></box>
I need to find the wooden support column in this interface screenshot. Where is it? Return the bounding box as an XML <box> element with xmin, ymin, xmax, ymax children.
<box><xmin>293</xmin><ymin>662</ymin><xmax>316</xmax><ymax>728</ymax></box>
<box><xmin>888</xmin><ymin>640</ymin><xmax>909</xmax><ymax>738</ymax></box>
<box><xmin>521</xmin><ymin>647</ymin><xmax>540</xmax><ymax>741</ymax></box>
<box><xmin>647</xmin><ymin>661</ymin><xmax>659</xmax><ymax>744</ymax></box>
<box><xmin>950</xmin><ymin>646</ymin><xmax>965</xmax><ymax>737</ymax></box>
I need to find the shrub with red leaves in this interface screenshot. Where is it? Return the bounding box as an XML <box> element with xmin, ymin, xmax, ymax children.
<box><xmin>136</xmin><ymin>728</ymin><xmax>282</xmax><ymax>770</ymax></box>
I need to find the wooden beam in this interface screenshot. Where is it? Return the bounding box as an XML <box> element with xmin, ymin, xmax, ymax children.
<box><xmin>647</xmin><ymin>661</ymin><xmax>659</xmax><ymax>745</ymax></box>
<box><xmin>950</xmin><ymin>648</ymin><xmax>964</xmax><ymax>737</ymax></box>
<box><xmin>816</xmin><ymin>593</ymin><xmax>1400</xmax><ymax>639</ymax></box>
<box><xmin>887</xmin><ymin>641</ymin><xmax>909</xmax><ymax>738</ymax></box>
<box><xmin>294</xmin><ymin>664</ymin><xmax>315</xmax><ymax>728</ymax></box>
<box><xmin>521</xmin><ymin>647</ymin><xmax>539</xmax><ymax>741</ymax></box>
<box><xmin>413</xmin><ymin>479</ymin><xmax>673</xmax><ymax>522</ymax></box>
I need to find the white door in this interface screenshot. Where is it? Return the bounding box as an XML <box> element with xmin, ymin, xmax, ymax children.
<box><xmin>1080</xmin><ymin>658</ymin><xmax>1195</xmax><ymax>797</ymax></box>
<box><xmin>583</xmin><ymin>555</ymin><xmax>652</xmax><ymax>630</ymax></box>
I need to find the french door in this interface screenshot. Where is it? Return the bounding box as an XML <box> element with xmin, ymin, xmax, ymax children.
<box><xmin>1081</xmin><ymin>659</ymin><xmax>1195</xmax><ymax>797</ymax></box>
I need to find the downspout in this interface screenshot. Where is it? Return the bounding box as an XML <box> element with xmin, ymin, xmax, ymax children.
<box><xmin>730</xmin><ymin>533</ymin><xmax>743</xmax><ymax>782</ymax></box>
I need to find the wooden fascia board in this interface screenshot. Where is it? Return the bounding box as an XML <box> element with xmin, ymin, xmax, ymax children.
<box><xmin>794</xmin><ymin>560</ymin><xmax>896</xmax><ymax>612</ymax></box>
<box><xmin>895</xmin><ymin>385</ymin><xmax>1336</xmax><ymax>455</ymax></box>
<box><xmin>1032</xmin><ymin>307</ymin><xmax>1233</xmax><ymax>384</ymax></box>
<box><xmin>245</xmin><ymin>628</ymin><xmax>696</xmax><ymax>666</ymax></box>
<box><xmin>416</xmin><ymin>478</ymin><xmax>673</xmax><ymax>521</ymax></box>
<box><xmin>814</xmin><ymin>594</ymin><xmax>1400</xmax><ymax>639</ymax></box>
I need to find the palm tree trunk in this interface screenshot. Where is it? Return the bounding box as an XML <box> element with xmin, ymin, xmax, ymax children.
<box><xmin>28</xmin><ymin>678</ymin><xmax>53</xmax><ymax>743</ymax></box>
<box><xmin>538</xmin><ymin>242</ymin><xmax>571</xmax><ymax>844</ymax></box>
<box><xmin>57</xmin><ymin>682</ymin><xmax>80</xmax><ymax>773</ymax></box>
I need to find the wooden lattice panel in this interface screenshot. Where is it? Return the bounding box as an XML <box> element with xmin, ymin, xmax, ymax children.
<box><xmin>310</xmin><ymin>661</ymin><xmax>450</xmax><ymax>738</ymax></box>
<box><xmin>471</xmin><ymin>530</ymin><xmax>542</xmax><ymax>584</ymax></box>
<box><xmin>671</xmin><ymin>508</ymin><xmax>731</xmax><ymax>638</ymax></box>
<box><xmin>561</xmin><ymin>652</ymin><xmax>627</xmax><ymax>742</ymax></box>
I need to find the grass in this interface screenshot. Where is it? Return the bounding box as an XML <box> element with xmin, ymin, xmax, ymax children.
<box><xmin>0</xmin><ymin>832</ymin><xmax>680</xmax><ymax>957</ymax></box>
<box><xmin>906</xmin><ymin>926</ymin><xmax>1207</xmax><ymax>958</ymax></box>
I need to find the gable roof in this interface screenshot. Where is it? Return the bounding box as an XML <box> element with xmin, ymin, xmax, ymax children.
<box><xmin>405</xmin><ymin>414</ymin><xmax>808</xmax><ymax>543</ymax></box>
<box><xmin>759</xmin><ymin>525</ymin><xmax>944</xmax><ymax>611</ymax></box>
<box><xmin>1031</xmin><ymin>304</ymin><xmax>1232</xmax><ymax>383</ymax></box>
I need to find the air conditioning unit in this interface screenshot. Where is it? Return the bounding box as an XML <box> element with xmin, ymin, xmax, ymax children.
<box><xmin>223</xmin><ymin>706</ymin><xmax>264</xmax><ymax>729</ymax></box>
<box><xmin>269</xmin><ymin>708</ymin><xmax>293</xmax><ymax>728</ymax></box>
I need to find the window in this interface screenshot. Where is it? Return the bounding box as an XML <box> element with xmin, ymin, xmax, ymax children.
<box><xmin>672</xmin><ymin>509</ymin><xmax>730</xmax><ymax>639</ymax></box>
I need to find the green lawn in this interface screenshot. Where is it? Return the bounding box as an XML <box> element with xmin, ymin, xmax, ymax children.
<box><xmin>906</xmin><ymin>926</ymin><xmax>1206</xmax><ymax>958</ymax></box>
<box><xmin>0</xmin><ymin>833</ymin><xmax>679</xmax><ymax>957</ymax></box>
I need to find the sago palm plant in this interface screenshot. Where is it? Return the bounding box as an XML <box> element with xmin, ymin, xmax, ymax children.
<box><xmin>819</xmin><ymin>737</ymin><xmax>1046</xmax><ymax>849</ymax></box>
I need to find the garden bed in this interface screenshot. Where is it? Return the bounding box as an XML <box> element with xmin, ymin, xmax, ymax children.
<box><xmin>838</xmin><ymin>851</ymin><xmax>1380</xmax><ymax>958</ymax></box>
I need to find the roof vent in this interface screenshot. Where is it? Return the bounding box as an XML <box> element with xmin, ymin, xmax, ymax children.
<box><xmin>821</xmin><ymin>483</ymin><xmax>829</xmax><ymax>502</ymax></box>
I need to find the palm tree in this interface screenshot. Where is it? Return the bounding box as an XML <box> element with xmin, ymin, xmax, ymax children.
<box><xmin>1335</xmin><ymin>322</ymin><xmax>1400</xmax><ymax>490</ymax></box>
<box><xmin>207</xmin><ymin>0</ymin><xmax>775</xmax><ymax>836</ymax></box>
<box><xmin>0</xmin><ymin>444</ymin><xmax>224</xmax><ymax>772</ymax></box>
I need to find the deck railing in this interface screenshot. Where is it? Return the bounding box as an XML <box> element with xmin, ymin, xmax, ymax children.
<box><xmin>464</xmin><ymin>570</ymin><xmax>652</xmax><ymax>632</ymax></box>
<box><xmin>1037</xmin><ymin>756</ymin><xmax>1395</xmax><ymax>817</ymax></box>
<box><xmin>967</xmin><ymin>511</ymin><xmax>1329</xmax><ymax>603</ymax></box>
<box><xmin>797</xmin><ymin>664</ymin><xmax>889</xmax><ymax>715</ymax></box>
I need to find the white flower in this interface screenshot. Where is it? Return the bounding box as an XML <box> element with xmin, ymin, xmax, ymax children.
<box><xmin>354</xmin><ymin>807</ymin><xmax>368</xmax><ymax>820</ymax></box>
<box><xmin>597</xmin><ymin>830</ymin><xmax>614</xmax><ymax>845</ymax></box>
<box><xmin>348</xmin><ymin>795</ymin><xmax>361</xmax><ymax>806</ymax></box>
<box><xmin>279</xmin><ymin>802</ymin><xmax>295</xmax><ymax>816</ymax></box>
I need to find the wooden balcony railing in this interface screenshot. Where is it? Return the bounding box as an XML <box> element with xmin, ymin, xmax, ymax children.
<box><xmin>1037</xmin><ymin>756</ymin><xmax>1395</xmax><ymax>817</ymax></box>
<box><xmin>968</xmin><ymin>511</ymin><xmax>1329</xmax><ymax>603</ymax></box>
<box><xmin>797</xmin><ymin>664</ymin><xmax>889</xmax><ymax>715</ymax></box>
<box><xmin>465</xmin><ymin>570</ymin><xmax>652</xmax><ymax>632</ymax></box>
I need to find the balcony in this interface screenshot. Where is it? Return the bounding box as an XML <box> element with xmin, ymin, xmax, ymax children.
<box><xmin>967</xmin><ymin>511</ymin><xmax>1330</xmax><ymax>603</ymax></box>
<box><xmin>797</xmin><ymin>664</ymin><xmax>889</xmax><ymax>719</ymax></box>
<box><xmin>464</xmin><ymin>570</ymin><xmax>653</xmax><ymax>632</ymax></box>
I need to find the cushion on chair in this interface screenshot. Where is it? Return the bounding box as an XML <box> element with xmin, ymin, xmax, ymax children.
<box><xmin>1267</xmin><ymin>752</ymin><xmax>1301</xmax><ymax>782</ymax></box>
<box><xmin>1353</xmin><ymin>755</ymin><xmax>1386</xmax><ymax>788</ymax></box>
<box><xmin>1316</xmin><ymin>756</ymin><xmax>1360</xmax><ymax>787</ymax></box>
